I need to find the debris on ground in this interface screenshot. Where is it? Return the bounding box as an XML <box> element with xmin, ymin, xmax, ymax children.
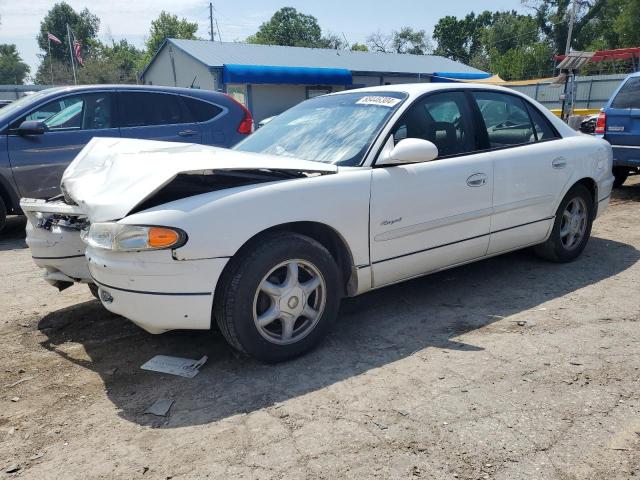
<box><xmin>140</xmin><ymin>355</ymin><xmax>208</xmax><ymax>378</ymax></box>
<box><xmin>144</xmin><ymin>398</ymin><xmax>174</xmax><ymax>417</ymax></box>
<box><xmin>5</xmin><ymin>376</ymin><xmax>33</xmax><ymax>388</ymax></box>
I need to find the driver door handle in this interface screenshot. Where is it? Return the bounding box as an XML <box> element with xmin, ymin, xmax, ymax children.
<box><xmin>552</xmin><ymin>157</ymin><xmax>567</xmax><ymax>169</ymax></box>
<box><xmin>467</xmin><ymin>173</ymin><xmax>487</xmax><ymax>187</ymax></box>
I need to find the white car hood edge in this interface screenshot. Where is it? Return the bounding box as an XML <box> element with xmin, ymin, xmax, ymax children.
<box><xmin>61</xmin><ymin>137</ymin><xmax>337</xmax><ymax>223</ymax></box>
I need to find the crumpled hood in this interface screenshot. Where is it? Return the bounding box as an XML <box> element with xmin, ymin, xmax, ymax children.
<box><xmin>61</xmin><ymin>137</ymin><xmax>337</xmax><ymax>223</ymax></box>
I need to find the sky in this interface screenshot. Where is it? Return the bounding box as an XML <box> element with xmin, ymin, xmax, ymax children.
<box><xmin>0</xmin><ymin>0</ymin><xmax>527</xmax><ymax>78</ymax></box>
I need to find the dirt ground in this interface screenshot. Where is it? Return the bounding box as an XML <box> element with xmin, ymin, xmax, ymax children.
<box><xmin>1</xmin><ymin>179</ymin><xmax>639</xmax><ymax>480</ymax></box>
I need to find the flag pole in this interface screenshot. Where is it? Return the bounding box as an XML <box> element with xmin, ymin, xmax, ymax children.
<box><xmin>66</xmin><ymin>24</ymin><xmax>77</xmax><ymax>85</ymax></box>
<box><xmin>48</xmin><ymin>37</ymin><xmax>54</xmax><ymax>86</ymax></box>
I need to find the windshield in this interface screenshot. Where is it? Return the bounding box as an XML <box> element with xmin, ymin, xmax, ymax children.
<box><xmin>234</xmin><ymin>91</ymin><xmax>406</xmax><ymax>166</ymax></box>
<box><xmin>0</xmin><ymin>89</ymin><xmax>56</xmax><ymax>124</ymax></box>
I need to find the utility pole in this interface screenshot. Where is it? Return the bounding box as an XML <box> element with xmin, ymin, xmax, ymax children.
<box><xmin>564</xmin><ymin>0</ymin><xmax>577</xmax><ymax>55</ymax></box>
<box><xmin>66</xmin><ymin>23</ymin><xmax>77</xmax><ymax>85</ymax></box>
<box><xmin>209</xmin><ymin>3</ymin><xmax>215</xmax><ymax>41</ymax></box>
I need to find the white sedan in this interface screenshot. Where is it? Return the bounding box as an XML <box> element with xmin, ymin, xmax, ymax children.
<box><xmin>22</xmin><ymin>83</ymin><xmax>614</xmax><ymax>362</ymax></box>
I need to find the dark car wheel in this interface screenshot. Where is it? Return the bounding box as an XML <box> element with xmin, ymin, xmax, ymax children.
<box><xmin>0</xmin><ymin>196</ymin><xmax>6</xmax><ymax>234</ymax></box>
<box><xmin>613</xmin><ymin>167</ymin><xmax>629</xmax><ymax>188</ymax></box>
<box><xmin>214</xmin><ymin>232</ymin><xmax>341</xmax><ymax>363</ymax></box>
<box><xmin>533</xmin><ymin>184</ymin><xmax>594</xmax><ymax>263</ymax></box>
<box><xmin>88</xmin><ymin>283</ymin><xmax>100</xmax><ymax>300</ymax></box>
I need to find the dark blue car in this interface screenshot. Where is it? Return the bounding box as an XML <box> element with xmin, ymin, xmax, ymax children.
<box><xmin>0</xmin><ymin>85</ymin><xmax>253</xmax><ymax>231</ymax></box>
<box><xmin>595</xmin><ymin>72</ymin><xmax>640</xmax><ymax>187</ymax></box>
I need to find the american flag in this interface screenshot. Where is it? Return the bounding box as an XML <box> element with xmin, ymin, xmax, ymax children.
<box><xmin>47</xmin><ymin>32</ymin><xmax>62</xmax><ymax>44</ymax></box>
<box><xmin>73</xmin><ymin>39</ymin><xmax>84</xmax><ymax>66</ymax></box>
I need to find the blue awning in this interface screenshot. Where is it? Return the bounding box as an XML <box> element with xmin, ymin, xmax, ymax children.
<box><xmin>431</xmin><ymin>72</ymin><xmax>491</xmax><ymax>83</ymax></box>
<box><xmin>223</xmin><ymin>64</ymin><xmax>353</xmax><ymax>85</ymax></box>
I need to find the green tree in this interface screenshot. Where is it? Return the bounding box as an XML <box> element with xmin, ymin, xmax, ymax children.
<box><xmin>612</xmin><ymin>0</ymin><xmax>640</xmax><ymax>47</ymax></box>
<box><xmin>392</xmin><ymin>27</ymin><xmax>432</xmax><ymax>54</ymax></box>
<box><xmin>0</xmin><ymin>44</ymin><xmax>30</xmax><ymax>84</ymax></box>
<box><xmin>433</xmin><ymin>11</ymin><xmax>492</xmax><ymax>63</ymax></box>
<box><xmin>36</xmin><ymin>2</ymin><xmax>99</xmax><ymax>62</ymax></box>
<box><xmin>350</xmin><ymin>42</ymin><xmax>369</xmax><ymax>52</ymax></box>
<box><xmin>482</xmin><ymin>11</ymin><xmax>539</xmax><ymax>55</ymax></box>
<box><xmin>145</xmin><ymin>11</ymin><xmax>198</xmax><ymax>58</ymax></box>
<box><xmin>246</xmin><ymin>7</ymin><xmax>325</xmax><ymax>47</ymax></box>
<box><xmin>523</xmin><ymin>0</ymin><xmax>607</xmax><ymax>53</ymax></box>
<box><xmin>366</xmin><ymin>27</ymin><xmax>432</xmax><ymax>54</ymax></box>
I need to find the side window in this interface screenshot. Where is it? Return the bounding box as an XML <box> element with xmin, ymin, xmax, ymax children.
<box><xmin>472</xmin><ymin>91</ymin><xmax>534</xmax><ymax>148</ymax></box>
<box><xmin>10</xmin><ymin>93</ymin><xmax>113</xmax><ymax>131</ymax></box>
<box><xmin>526</xmin><ymin>104</ymin><xmax>559</xmax><ymax>141</ymax></box>
<box><xmin>392</xmin><ymin>91</ymin><xmax>474</xmax><ymax>157</ymax></box>
<box><xmin>119</xmin><ymin>92</ymin><xmax>193</xmax><ymax>127</ymax></box>
<box><xmin>611</xmin><ymin>77</ymin><xmax>640</xmax><ymax>109</ymax></box>
<box><xmin>181</xmin><ymin>97</ymin><xmax>223</xmax><ymax>122</ymax></box>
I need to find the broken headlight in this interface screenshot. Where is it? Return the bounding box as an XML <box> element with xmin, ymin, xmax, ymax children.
<box><xmin>83</xmin><ymin>223</ymin><xmax>187</xmax><ymax>252</ymax></box>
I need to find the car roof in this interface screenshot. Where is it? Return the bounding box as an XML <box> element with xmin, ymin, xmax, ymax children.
<box><xmin>331</xmin><ymin>82</ymin><xmax>523</xmax><ymax>99</ymax></box>
<box><xmin>33</xmin><ymin>84</ymin><xmax>228</xmax><ymax>101</ymax></box>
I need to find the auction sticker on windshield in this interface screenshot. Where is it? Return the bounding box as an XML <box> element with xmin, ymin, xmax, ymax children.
<box><xmin>355</xmin><ymin>96</ymin><xmax>402</xmax><ymax>107</ymax></box>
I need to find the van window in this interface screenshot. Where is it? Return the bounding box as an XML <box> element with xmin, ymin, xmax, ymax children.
<box><xmin>611</xmin><ymin>77</ymin><xmax>640</xmax><ymax>109</ymax></box>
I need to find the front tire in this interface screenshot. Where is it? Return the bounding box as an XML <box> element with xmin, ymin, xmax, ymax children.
<box><xmin>533</xmin><ymin>184</ymin><xmax>594</xmax><ymax>263</ymax></box>
<box><xmin>214</xmin><ymin>232</ymin><xmax>341</xmax><ymax>363</ymax></box>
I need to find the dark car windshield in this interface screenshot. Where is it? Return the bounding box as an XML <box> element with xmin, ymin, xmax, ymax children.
<box><xmin>233</xmin><ymin>91</ymin><xmax>406</xmax><ymax>166</ymax></box>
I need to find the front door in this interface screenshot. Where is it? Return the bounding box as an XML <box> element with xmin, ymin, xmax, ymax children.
<box><xmin>8</xmin><ymin>92</ymin><xmax>118</xmax><ymax>199</ymax></box>
<box><xmin>369</xmin><ymin>91</ymin><xmax>494</xmax><ymax>287</ymax></box>
<box><xmin>117</xmin><ymin>91</ymin><xmax>202</xmax><ymax>143</ymax></box>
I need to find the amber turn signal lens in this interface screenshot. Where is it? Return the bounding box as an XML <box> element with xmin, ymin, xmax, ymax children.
<box><xmin>147</xmin><ymin>227</ymin><xmax>181</xmax><ymax>248</ymax></box>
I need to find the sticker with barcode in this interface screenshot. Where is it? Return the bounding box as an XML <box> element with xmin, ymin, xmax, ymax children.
<box><xmin>356</xmin><ymin>96</ymin><xmax>401</xmax><ymax>107</ymax></box>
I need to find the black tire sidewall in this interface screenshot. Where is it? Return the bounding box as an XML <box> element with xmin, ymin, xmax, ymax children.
<box><xmin>221</xmin><ymin>233</ymin><xmax>341</xmax><ymax>363</ymax></box>
<box><xmin>0</xmin><ymin>196</ymin><xmax>6</xmax><ymax>233</ymax></box>
<box><xmin>613</xmin><ymin>167</ymin><xmax>629</xmax><ymax>188</ymax></box>
<box><xmin>549</xmin><ymin>185</ymin><xmax>594</xmax><ymax>262</ymax></box>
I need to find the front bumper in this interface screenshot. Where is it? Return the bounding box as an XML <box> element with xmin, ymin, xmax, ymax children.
<box><xmin>86</xmin><ymin>247</ymin><xmax>228</xmax><ymax>334</ymax></box>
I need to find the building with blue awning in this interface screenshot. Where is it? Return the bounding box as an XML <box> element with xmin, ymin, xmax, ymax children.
<box><xmin>140</xmin><ymin>39</ymin><xmax>488</xmax><ymax>123</ymax></box>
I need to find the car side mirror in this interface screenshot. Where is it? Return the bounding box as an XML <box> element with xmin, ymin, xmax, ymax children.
<box><xmin>378</xmin><ymin>138</ymin><xmax>439</xmax><ymax>166</ymax></box>
<box><xmin>17</xmin><ymin>120</ymin><xmax>47</xmax><ymax>135</ymax></box>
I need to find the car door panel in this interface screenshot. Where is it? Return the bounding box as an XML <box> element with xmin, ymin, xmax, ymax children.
<box><xmin>370</xmin><ymin>153</ymin><xmax>493</xmax><ymax>287</ymax></box>
<box><xmin>117</xmin><ymin>92</ymin><xmax>202</xmax><ymax>143</ymax></box>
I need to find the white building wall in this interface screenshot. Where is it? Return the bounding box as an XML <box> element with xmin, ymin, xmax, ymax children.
<box><xmin>143</xmin><ymin>45</ymin><xmax>216</xmax><ymax>91</ymax></box>
<box><xmin>249</xmin><ymin>84</ymin><xmax>346</xmax><ymax>123</ymax></box>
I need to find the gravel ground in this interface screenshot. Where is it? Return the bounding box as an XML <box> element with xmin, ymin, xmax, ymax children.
<box><xmin>1</xmin><ymin>179</ymin><xmax>639</xmax><ymax>480</ymax></box>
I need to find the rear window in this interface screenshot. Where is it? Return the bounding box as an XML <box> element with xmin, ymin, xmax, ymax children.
<box><xmin>181</xmin><ymin>96</ymin><xmax>223</xmax><ymax>122</ymax></box>
<box><xmin>611</xmin><ymin>77</ymin><xmax>640</xmax><ymax>109</ymax></box>
<box><xmin>119</xmin><ymin>92</ymin><xmax>194</xmax><ymax>127</ymax></box>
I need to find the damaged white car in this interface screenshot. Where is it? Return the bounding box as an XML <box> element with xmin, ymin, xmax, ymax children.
<box><xmin>22</xmin><ymin>84</ymin><xmax>614</xmax><ymax>362</ymax></box>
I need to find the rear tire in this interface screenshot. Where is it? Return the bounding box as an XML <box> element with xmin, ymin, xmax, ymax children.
<box><xmin>533</xmin><ymin>184</ymin><xmax>594</xmax><ymax>263</ymax></box>
<box><xmin>214</xmin><ymin>232</ymin><xmax>341</xmax><ymax>363</ymax></box>
<box><xmin>613</xmin><ymin>167</ymin><xmax>629</xmax><ymax>188</ymax></box>
<box><xmin>0</xmin><ymin>196</ymin><xmax>6</xmax><ymax>234</ymax></box>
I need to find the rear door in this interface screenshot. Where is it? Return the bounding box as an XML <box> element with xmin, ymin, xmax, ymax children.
<box><xmin>605</xmin><ymin>76</ymin><xmax>640</xmax><ymax>149</ymax></box>
<box><xmin>7</xmin><ymin>91</ymin><xmax>118</xmax><ymax>199</ymax></box>
<box><xmin>179</xmin><ymin>96</ymin><xmax>227</xmax><ymax>146</ymax></box>
<box><xmin>470</xmin><ymin>91</ymin><xmax>569</xmax><ymax>254</ymax></box>
<box><xmin>117</xmin><ymin>91</ymin><xmax>202</xmax><ymax>143</ymax></box>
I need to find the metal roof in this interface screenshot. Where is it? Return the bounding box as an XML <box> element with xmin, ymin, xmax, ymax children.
<box><xmin>160</xmin><ymin>39</ymin><xmax>485</xmax><ymax>76</ymax></box>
